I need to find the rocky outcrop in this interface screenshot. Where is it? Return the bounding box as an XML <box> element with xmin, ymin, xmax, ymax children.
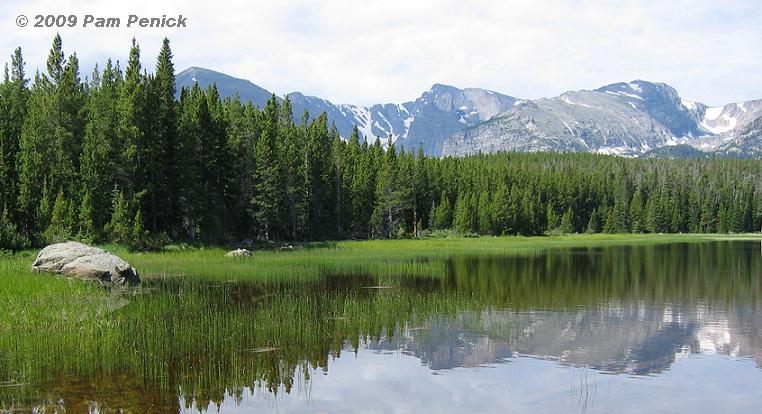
<box><xmin>32</xmin><ymin>242</ymin><xmax>140</xmax><ymax>285</ymax></box>
<box><xmin>225</xmin><ymin>248</ymin><xmax>252</xmax><ymax>257</ymax></box>
<box><xmin>443</xmin><ymin>81</ymin><xmax>762</xmax><ymax>157</ymax></box>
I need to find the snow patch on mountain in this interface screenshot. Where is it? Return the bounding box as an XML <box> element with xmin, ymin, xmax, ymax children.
<box><xmin>704</xmin><ymin>106</ymin><xmax>724</xmax><ymax>121</ymax></box>
<box><xmin>345</xmin><ymin>105</ymin><xmax>375</xmax><ymax>142</ymax></box>
<box><xmin>702</xmin><ymin>111</ymin><xmax>738</xmax><ymax>134</ymax></box>
<box><xmin>605</xmin><ymin>90</ymin><xmax>644</xmax><ymax>100</ymax></box>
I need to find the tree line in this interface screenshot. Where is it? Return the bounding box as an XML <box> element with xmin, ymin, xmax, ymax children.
<box><xmin>0</xmin><ymin>35</ymin><xmax>761</xmax><ymax>250</ymax></box>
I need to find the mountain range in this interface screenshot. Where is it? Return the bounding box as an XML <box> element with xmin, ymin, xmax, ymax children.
<box><xmin>177</xmin><ymin>67</ymin><xmax>762</xmax><ymax>158</ymax></box>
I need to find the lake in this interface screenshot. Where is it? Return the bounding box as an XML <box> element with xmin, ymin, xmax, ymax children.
<box><xmin>2</xmin><ymin>240</ymin><xmax>762</xmax><ymax>413</ymax></box>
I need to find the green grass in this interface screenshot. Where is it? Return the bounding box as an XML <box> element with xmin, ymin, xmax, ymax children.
<box><xmin>109</xmin><ymin>233</ymin><xmax>762</xmax><ymax>282</ymax></box>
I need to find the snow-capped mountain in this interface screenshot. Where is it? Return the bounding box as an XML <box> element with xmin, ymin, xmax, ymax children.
<box><xmin>177</xmin><ymin>68</ymin><xmax>762</xmax><ymax>158</ymax></box>
<box><xmin>177</xmin><ymin>67</ymin><xmax>518</xmax><ymax>154</ymax></box>
<box><xmin>444</xmin><ymin>80</ymin><xmax>762</xmax><ymax>157</ymax></box>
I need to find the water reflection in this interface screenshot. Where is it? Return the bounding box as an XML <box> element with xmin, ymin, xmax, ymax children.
<box><xmin>363</xmin><ymin>303</ymin><xmax>762</xmax><ymax>376</ymax></box>
<box><xmin>2</xmin><ymin>240</ymin><xmax>762</xmax><ymax>413</ymax></box>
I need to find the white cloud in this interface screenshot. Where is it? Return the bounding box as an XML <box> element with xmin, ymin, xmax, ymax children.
<box><xmin>1</xmin><ymin>0</ymin><xmax>761</xmax><ymax>106</ymax></box>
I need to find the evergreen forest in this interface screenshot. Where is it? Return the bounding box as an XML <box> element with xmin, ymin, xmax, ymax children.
<box><xmin>1</xmin><ymin>35</ymin><xmax>761</xmax><ymax>250</ymax></box>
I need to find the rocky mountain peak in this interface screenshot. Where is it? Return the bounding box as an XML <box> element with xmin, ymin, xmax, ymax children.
<box><xmin>176</xmin><ymin>67</ymin><xmax>762</xmax><ymax>158</ymax></box>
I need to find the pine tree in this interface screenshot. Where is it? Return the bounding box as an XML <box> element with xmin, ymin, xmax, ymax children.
<box><xmin>222</xmin><ymin>97</ymin><xmax>255</xmax><ymax>238</ymax></box>
<box><xmin>452</xmin><ymin>193</ymin><xmax>474</xmax><ymax>234</ymax></box>
<box><xmin>331</xmin><ymin>129</ymin><xmax>347</xmax><ymax>238</ymax></box>
<box><xmin>43</xmin><ymin>191</ymin><xmax>71</xmax><ymax>243</ymax></box>
<box><xmin>117</xmin><ymin>38</ymin><xmax>146</xmax><ymax>214</ymax></box>
<box><xmin>17</xmin><ymin>38</ymin><xmax>63</xmax><ymax>238</ymax></box>
<box><xmin>717</xmin><ymin>203</ymin><xmax>728</xmax><ymax>234</ymax></box>
<box><xmin>560</xmin><ymin>207</ymin><xmax>573</xmax><ymax>234</ymax></box>
<box><xmin>0</xmin><ymin>207</ymin><xmax>29</xmax><ymax>250</ymax></box>
<box><xmin>51</xmin><ymin>51</ymin><xmax>85</xmax><ymax>194</ymax></box>
<box><xmin>646</xmin><ymin>192</ymin><xmax>665</xmax><ymax>233</ymax></box>
<box><xmin>477</xmin><ymin>190</ymin><xmax>493</xmax><ymax>235</ymax></box>
<box><xmin>107</xmin><ymin>190</ymin><xmax>131</xmax><ymax>244</ymax></box>
<box><xmin>546</xmin><ymin>203</ymin><xmax>559</xmax><ymax>233</ymax></box>
<box><xmin>607</xmin><ymin>192</ymin><xmax>629</xmax><ymax>233</ymax></box>
<box><xmin>491</xmin><ymin>183</ymin><xmax>514</xmax><ymax>235</ymax></box>
<box><xmin>413</xmin><ymin>146</ymin><xmax>432</xmax><ymax>235</ymax></box>
<box><xmin>432</xmin><ymin>192</ymin><xmax>452</xmax><ymax>230</ymax></box>
<box><xmin>175</xmin><ymin>85</ymin><xmax>202</xmax><ymax>239</ymax></box>
<box><xmin>251</xmin><ymin>96</ymin><xmax>283</xmax><ymax>240</ymax></box>
<box><xmin>0</xmin><ymin>48</ymin><xmax>28</xmax><ymax>218</ymax></box>
<box><xmin>586</xmin><ymin>208</ymin><xmax>601</xmax><ymax>233</ymax></box>
<box><xmin>277</xmin><ymin>96</ymin><xmax>307</xmax><ymax>240</ymax></box>
<box><xmin>131</xmin><ymin>209</ymin><xmax>146</xmax><ymax>248</ymax></box>
<box><xmin>603</xmin><ymin>207</ymin><xmax>618</xmax><ymax>234</ymax></box>
<box><xmin>152</xmin><ymin>38</ymin><xmax>178</xmax><ymax>233</ymax></box>
<box><xmin>81</xmin><ymin>60</ymin><xmax>120</xmax><ymax>232</ymax></box>
<box><xmin>306</xmin><ymin>114</ymin><xmax>334</xmax><ymax>239</ymax></box>
<box><xmin>77</xmin><ymin>190</ymin><xmax>95</xmax><ymax>242</ymax></box>
<box><xmin>699</xmin><ymin>195</ymin><xmax>717</xmax><ymax>233</ymax></box>
<box><xmin>629</xmin><ymin>189</ymin><xmax>644</xmax><ymax>233</ymax></box>
<box><xmin>35</xmin><ymin>184</ymin><xmax>52</xmax><ymax>236</ymax></box>
<box><xmin>373</xmin><ymin>139</ymin><xmax>411</xmax><ymax>238</ymax></box>
<box><xmin>350</xmin><ymin>138</ymin><xmax>377</xmax><ymax>237</ymax></box>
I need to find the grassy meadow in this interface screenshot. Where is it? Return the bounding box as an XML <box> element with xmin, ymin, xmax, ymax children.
<box><xmin>118</xmin><ymin>233</ymin><xmax>762</xmax><ymax>282</ymax></box>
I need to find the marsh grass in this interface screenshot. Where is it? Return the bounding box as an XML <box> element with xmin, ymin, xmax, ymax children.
<box><xmin>119</xmin><ymin>233</ymin><xmax>761</xmax><ymax>282</ymax></box>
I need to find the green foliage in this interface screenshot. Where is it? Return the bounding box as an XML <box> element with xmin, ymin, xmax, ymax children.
<box><xmin>432</xmin><ymin>193</ymin><xmax>452</xmax><ymax>230</ymax></box>
<box><xmin>629</xmin><ymin>190</ymin><xmax>644</xmax><ymax>233</ymax></box>
<box><xmin>0</xmin><ymin>207</ymin><xmax>29</xmax><ymax>250</ymax></box>
<box><xmin>106</xmin><ymin>190</ymin><xmax>131</xmax><ymax>244</ymax></box>
<box><xmin>77</xmin><ymin>190</ymin><xmax>95</xmax><ymax>242</ymax></box>
<box><xmin>251</xmin><ymin>96</ymin><xmax>282</xmax><ymax>239</ymax></box>
<box><xmin>373</xmin><ymin>141</ymin><xmax>414</xmax><ymax>238</ymax></box>
<box><xmin>586</xmin><ymin>208</ymin><xmax>601</xmax><ymax>233</ymax></box>
<box><xmin>453</xmin><ymin>193</ymin><xmax>475</xmax><ymax>233</ymax></box>
<box><xmin>546</xmin><ymin>203</ymin><xmax>559</xmax><ymax>233</ymax></box>
<box><xmin>131</xmin><ymin>209</ymin><xmax>147</xmax><ymax>249</ymax></box>
<box><xmin>477</xmin><ymin>190</ymin><xmax>493</xmax><ymax>235</ymax></box>
<box><xmin>559</xmin><ymin>208</ymin><xmax>574</xmax><ymax>234</ymax></box>
<box><xmin>42</xmin><ymin>191</ymin><xmax>73</xmax><ymax>243</ymax></box>
<box><xmin>0</xmin><ymin>47</ymin><xmax>28</xmax><ymax>219</ymax></box>
<box><xmin>81</xmin><ymin>59</ymin><xmax>120</xmax><ymax>232</ymax></box>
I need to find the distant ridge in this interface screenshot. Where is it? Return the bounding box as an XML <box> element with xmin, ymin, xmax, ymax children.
<box><xmin>177</xmin><ymin>67</ymin><xmax>762</xmax><ymax>158</ymax></box>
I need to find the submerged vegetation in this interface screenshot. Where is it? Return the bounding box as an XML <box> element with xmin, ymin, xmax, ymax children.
<box><xmin>1</xmin><ymin>235</ymin><xmax>761</xmax><ymax>411</ymax></box>
<box><xmin>0</xmin><ymin>35</ymin><xmax>761</xmax><ymax>251</ymax></box>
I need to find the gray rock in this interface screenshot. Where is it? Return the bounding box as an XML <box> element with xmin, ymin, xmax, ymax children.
<box><xmin>443</xmin><ymin>80</ymin><xmax>762</xmax><ymax>157</ymax></box>
<box><xmin>225</xmin><ymin>248</ymin><xmax>252</xmax><ymax>257</ymax></box>
<box><xmin>32</xmin><ymin>242</ymin><xmax>140</xmax><ymax>285</ymax></box>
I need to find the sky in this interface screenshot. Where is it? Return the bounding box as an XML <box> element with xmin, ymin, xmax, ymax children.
<box><xmin>1</xmin><ymin>0</ymin><xmax>761</xmax><ymax>107</ymax></box>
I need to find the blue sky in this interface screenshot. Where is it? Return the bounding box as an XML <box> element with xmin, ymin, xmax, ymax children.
<box><xmin>2</xmin><ymin>0</ymin><xmax>761</xmax><ymax>106</ymax></box>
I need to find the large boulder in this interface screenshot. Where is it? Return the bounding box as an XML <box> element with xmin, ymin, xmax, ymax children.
<box><xmin>32</xmin><ymin>242</ymin><xmax>141</xmax><ymax>285</ymax></box>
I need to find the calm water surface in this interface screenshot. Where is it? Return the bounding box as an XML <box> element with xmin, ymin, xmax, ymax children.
<box><xmin>6</xmin><ymin>241</ymin><xmax>762</xmax><ymax>413</ymax></box>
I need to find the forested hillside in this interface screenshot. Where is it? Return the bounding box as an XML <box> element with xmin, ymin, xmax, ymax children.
<box><xmin>0</xmin><ymin>36</ymin><xmax>760</xmax><ymax>250</ymax></box>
